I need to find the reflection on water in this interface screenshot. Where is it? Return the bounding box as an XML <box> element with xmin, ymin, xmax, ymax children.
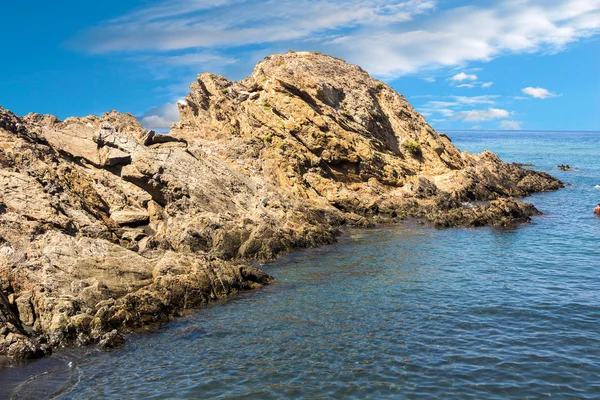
<box><xmin>2</xmin><ymin>131</ymin><xmax>600</xmax><ymax>399</ymax></box>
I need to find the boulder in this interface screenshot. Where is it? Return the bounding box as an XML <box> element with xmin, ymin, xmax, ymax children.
<box><xmin>111</xmin><ymin>210</ymin><xmax>150</xmax><ymax>226</ymax></box>
<box><xmin>98</xmin><ymin>330</ymin><xmax>125</xmax><ymax>349</ymax></box>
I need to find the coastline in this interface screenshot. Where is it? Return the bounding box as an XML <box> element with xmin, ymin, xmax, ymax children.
<box><xmin>0</xmin><ymin>52</ymin><xmax>563</xmax><ymax>361</ymax></box>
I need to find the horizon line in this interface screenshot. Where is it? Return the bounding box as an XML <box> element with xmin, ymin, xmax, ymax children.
<box><xmin>441</xmin><ymin>129</ymin><xmax>600</xmax><ymax>133</ymax></box>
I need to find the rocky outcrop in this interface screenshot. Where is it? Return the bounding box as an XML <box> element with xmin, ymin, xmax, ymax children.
<box><xmin>0</xmin><ymin>51</ymin><xmax>562</xmax><ymax>359</ymax></box>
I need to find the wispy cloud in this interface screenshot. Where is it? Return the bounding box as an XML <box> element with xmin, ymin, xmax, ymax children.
<box><xmin>423</xmin><ymin>95</ymin><xmax>498</xmax><ymax>109</ymax></box>
<box><xmin>419</xmin><ymin>95</ymin><xmax>500</xmax><ymax>119</ymax></box>
<box><xmin>73</xmin><ymin>1</ymin><xmax>436</xmax><ymax>54</ymax></box>
<box><xmin>500</xmin><ymin>120</ymin><xmax>522</xmax><ymax>130</ymax></box>
<box><xmin>451</xmin><ymin>95</ymin><xmax>499</xmax><ymax>105</ymax></box>
<box><xmin>522</xmin><ymin>86</ymin><xmax>558</xmax><ymax>99</ymax></box>
<box><xmin>323</xmin><ymin>0</ymin><xmax>600</xmax><ymax>76</ymax></box>
<box><xmin>418</xmin><ymin>106</ymin><xmax>456</xmax><ymax>117</ymax></box>
<box><xmin>454</xmin><ymin>108</ymin><xmax>510</xmax><ymax>122</ymax></box>
<box><xmin>70</xmin><ymin>0</ymin><xmax>600</xmax><ymax>78</ymax></box>
<box><xmin>481</xmin><ymin>81</ymin><xmax>494</xmax><ymax>88</ymax></box>
<box><xmin>133</xmin><ymin>52</ymin><xmax>238</xmax><ymax>66</ymax></box>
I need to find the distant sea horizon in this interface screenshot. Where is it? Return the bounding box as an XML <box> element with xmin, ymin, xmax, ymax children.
<box><xmin>442</xmin><ymin>129</ymin><xmax>600</xmax><ymax>133</ymax></box>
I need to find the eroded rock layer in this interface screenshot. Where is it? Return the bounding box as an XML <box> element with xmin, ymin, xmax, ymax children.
<box><xmin>0</xmin><ymin>52</ymin><xmax>562</xmax><ymax>359</ymax></box>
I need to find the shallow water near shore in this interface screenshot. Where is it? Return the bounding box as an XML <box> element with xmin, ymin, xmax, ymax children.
<box><xmin>2</xmin><ymin>130</ymin><xmax>600</xmax><ymax>399</ymax></box>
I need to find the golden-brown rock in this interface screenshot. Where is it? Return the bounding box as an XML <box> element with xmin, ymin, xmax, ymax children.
<box><xmin>0</xmin><ymin>52</ymin><xmax>562</xmax><ymax>359</ymax></box>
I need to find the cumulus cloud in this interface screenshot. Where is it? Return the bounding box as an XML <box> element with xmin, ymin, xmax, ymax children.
<box><xmin>522</xmin><ymin>87</ymin><xmax>558</xmax><ymax>99</ymax></box>
<box><xmin>454</xmin><ymin>108</ymin><xmax>510</xmax><ymax>122</ymax></box>
<box><xmin>70</xmin><ymin>0</ymin><xmax>600</xmax><ymax>78</ymax></box>
<box><xmin>500</xmin><ymin>120</ymin><xmax>522</xmax><ymax>130</ymax></box>
<box><xmin>140</xmin><ymin>102</ymin><xmax>180</xmax><ymax>130</ymax></box>
<box><xmin>451</xmin><ymin>72</ymin><xmax>478</xmax><ymax>81</ymax></box>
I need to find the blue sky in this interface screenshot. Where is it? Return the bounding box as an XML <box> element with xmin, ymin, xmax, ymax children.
<box><xmin>1</xmin><ymin>0</ymin><xmax>599</xmax><ymax>131</ymax></box>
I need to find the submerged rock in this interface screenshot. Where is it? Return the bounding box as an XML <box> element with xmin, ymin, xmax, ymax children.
<box><xmin>513</xmin><ymin>162</ymin><xmax>535</xmax><ymax>167</ymax></box>
<box><xmin>558</xmin><ymin>164</ymin><xmax>573</xmax><ymax>171</ymax></box>
<box><xmin>0</xmin><ymin>52</ymin><xmax>563</xmax><ymax>359</ymax></box>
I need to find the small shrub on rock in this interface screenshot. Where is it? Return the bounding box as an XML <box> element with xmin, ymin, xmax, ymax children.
<box><xmin>402</xmin><ymin>140</ymin><xmax>421</xmax><ymax>155</ymax></box>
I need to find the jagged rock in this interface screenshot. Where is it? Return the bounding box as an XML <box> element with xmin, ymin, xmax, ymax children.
<box><xmin>98</xmin><ymin>330</ymin><xmax>125</xmax><ymax>349</ymax></box>
<box><xmin>0</xmin><ymin>52</ymin><xmax>563</xmax><ymax>359</ymax></box>
<box><xmin>558</xmin><ymin>164</ymin><xmax>572</xmax><ymax>171</ymax></box>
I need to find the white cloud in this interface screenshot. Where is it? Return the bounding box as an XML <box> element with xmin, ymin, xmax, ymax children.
<box><xmin>134</xmin><ymin>53</ymin><xmax>238</xmax><ymax>66</ymax></box>
<box><xmin>451</xmin><ymin>95</ymin><xmax>499</xmax><ymax>105</ymax></box>
<box><xmin>500</xmin><ymin>120</ymin><xmax>522</xmax><ymax>130</ymax></box>
<box><xmin>420</xmin><ymin>95</ymin><xmax>500</xmax><ymax>117</ymax></box>
<box><xmin>454</xmin><ymin>108</ymin><xmax>510</xmax><ymax>122</ymax></box>
<box><xmin>140</xmin><ymin>102</ymin><xmax>180</xmax><ymax>130</ymax></box>
<box><xmin>71</xmin><ymin>0</ymin><xmax>600</xmax><ymax>78</ymax></box>
<box><xmin>481</xmin><ymin>82</ymin><xmax>494</xmax><ymax>88</ymax></box>
<box><xmin>424</xmin><ymin>100</ymin><xmax>459</xmax><ymax>108</ymax></box>
<box><xmin>74</xmin><ymin>1</ymin><xmax>436</xmax><ymax>54</ymax></box>
<box><xmin>457</xmin><ymin>83</ymin><xmax>476</xmax><ymax>88</ymax></box>
<box><xmin>522</xmin><ymin>86</ymin><xmax>558</xmax><ymax>99</ymax></box>
<box><xmin>419</xmin><ymin>107</ymin><xmax>455</xmax><ymax>117</ymax></box>
<box><xmin>423</xmin><ymin>95</ymin><xmax>498</xmax><ymax>109</ymax></box>
<box><xmin>451</xmin><ymin>72</ymin><xmax>478</xmax><ymax>81</ymax></box>
<box><xmin>423</xmin><ymin>77</ymin><xmax>436</xmax><ymax>83</ymax></box>
<box><xmin>435</xmin><ymin>109</ymin><xmax>455</xmax><ymax>117</ymax></box>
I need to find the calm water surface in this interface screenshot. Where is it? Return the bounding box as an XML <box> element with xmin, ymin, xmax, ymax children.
<box><xmin>2</xmin><ymin>131</ymin><xmax>600</xmax><ymax>399</ymax></box>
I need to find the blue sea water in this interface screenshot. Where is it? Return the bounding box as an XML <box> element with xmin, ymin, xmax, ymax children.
<box><xmin>2</xmin><ymin>130</ymin><xmax>600</xmax><ymax>399</ymax></box>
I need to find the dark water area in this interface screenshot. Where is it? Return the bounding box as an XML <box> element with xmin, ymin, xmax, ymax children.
<box><xmin>2</xmin><ymin>131</ymin><xmax>600</xmax><ymax>399</ymax></box>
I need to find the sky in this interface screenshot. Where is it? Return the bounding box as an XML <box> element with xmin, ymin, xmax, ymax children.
<box><xmin>1</xmin><ymin>0</ymin><xmax>599</xmax><ymax>132</ymax></box>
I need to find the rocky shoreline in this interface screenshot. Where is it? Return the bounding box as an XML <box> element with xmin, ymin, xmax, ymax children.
<box><xmin>0</xmin><ymin>52</ymin><xmax>562</xmax><ymax>360</ymax></box>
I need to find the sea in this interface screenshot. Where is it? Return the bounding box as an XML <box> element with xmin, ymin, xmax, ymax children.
<box><xmin>1</xmin><ymin>130</ymin><xmax>599</xmax><ymax>399</ymax></box>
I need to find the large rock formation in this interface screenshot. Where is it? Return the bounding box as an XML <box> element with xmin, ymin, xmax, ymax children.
<box><xmin>0</xmin><ymin>52</ymin><xmax>562</xmax><ymax>359</ymax></box>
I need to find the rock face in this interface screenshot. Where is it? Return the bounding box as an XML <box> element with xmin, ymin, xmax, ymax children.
<box><xmin>0</xmin><ymin>51</ymin><xmax>562</xmax><ymax>359</ymax></box>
